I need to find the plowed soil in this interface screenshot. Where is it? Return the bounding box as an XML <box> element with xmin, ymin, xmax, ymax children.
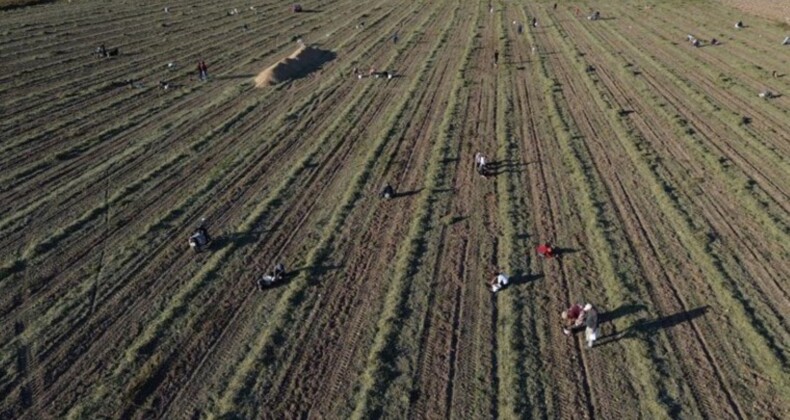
<box><xmin>1</xmin><ymin>0</ymin><xmax>787</xmax><ymax>418</ymax></box>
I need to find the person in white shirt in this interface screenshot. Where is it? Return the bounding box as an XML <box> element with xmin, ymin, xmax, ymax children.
<box><xmin>489</xmin><ymin>271</ymin><xmax>509</xmax><ymax>293</ymax></box>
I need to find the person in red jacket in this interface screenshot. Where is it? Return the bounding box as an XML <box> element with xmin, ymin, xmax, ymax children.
<box><xmin>561</xmin><ymin>303</ymin><xmax>586</xmax><ymax>335</ymax></box>
<box><xmin>536</xmin><ymin>243</ymin><xmax>555</xmax><ymax>258</ymax></box>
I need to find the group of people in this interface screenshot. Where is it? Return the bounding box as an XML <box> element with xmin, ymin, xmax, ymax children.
<box><xmin>486</xmin><ymin>243</ymin><xmax>556</xmax><ymax>293</ymax></box>
<box><xmin>562</xmin><ymin>303</ymin><xmax>600</xmax><ymax>348</ymax></box>
<box><xmin>257</xmin><ymin>263</ymin><xmax>287</xmax><ymax>290</ymax></box>
<box><xmin>487</xmin><ymin>243</ymin><xmax>601</xmax><ymax>348</ymax></box>
<box><xmin>186</xmin><ymin>220</ymin><xmax>288</xmax><ymax>291</ymax></box>
<box><xmin>354</xmin><ymin>67</ymin><xmax>393</xmax><ymax>80</ymax></box>
<box><xmin>96</xmin><ymin>44</ymin><xmax>119</xmax><ymax>58</ymax></box>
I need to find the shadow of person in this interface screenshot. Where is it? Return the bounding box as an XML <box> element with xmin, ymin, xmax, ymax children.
<box><xmin>209</xmin><ymin>230</ymin><xmax>267</xmax><ymax>251</ymax></box>
<box><xmin>599</xmin><ymin>303</ymin><xmax>647</xmax><ymax>324</ymax></box>
<box><xmin>554</xmin><ymin>247</ymin><xmax>581</xmax><ymax>258</ymax></box>
<box><xmin>393</xmin><ymin>188</ymin><xmax>423</xmax><ymax>198</ymax></box>
<box><xmin>509</xmin><ymin>271</ymin><xmax>544</xmax><ymax>286</ymax></box>
<box><xmin>596</xmin><ymin>306</ymin><xmax>710</xmax><ymax>346</ymax></box>
<box><xmin>630</xmin><ymin>306</ymin><xmax>709</xmax><ymax>334</ymax></box>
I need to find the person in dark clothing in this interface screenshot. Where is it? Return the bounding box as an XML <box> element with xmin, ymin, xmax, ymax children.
<box><xmin>517</xmin><ymin>23</ymin><xmax>523</xmax><ymax>34</ymax></box>
<box><xmin>583</xmin><ymin>303</ymin><xmax>599</xmax><ymax>347</ymax></box>
<box><xmin>197</xmin><ymin>60</ymin><xmax>208</xmax><ymax>80</ymax></box>
<box><xmin>381</xmin><ymin>184</ymin><xmax>395</xmax><ymax>199</ymax></box>
<box><xmin>273</xmin><ymin>263</ymin><xmax>285</xmax><ymax>280</ymax></box>
<box><xmin>553</xmin><ymin>3</ymin><xmax>557</xmax><ymax>11</ymax></box>
<box><xmin>493</xmin><ymin>50</ymin><xmax>499</xmax><ymax>67</ymax></box>
<box><xmin>392</xmin><ymin>32</ymin><xmax>399</xmax><ymax>44</ymax></box>
<box><xmin>532</xmin><ymin>17</ymin><xmax>538</xmax><ymax>28</ymax></box>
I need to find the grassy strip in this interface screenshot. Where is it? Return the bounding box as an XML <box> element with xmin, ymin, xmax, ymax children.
<box><xmin>593</xmin><ymin>7</ymin><xmax>790</xmax><ymax>241</ymax></box>
<box><xmin>545</xmin><ymin>6</ymin><xmax>787</xmax><ymax>410</ymax></box>
<box><xmin>0</xmin><ymin>0</ymin><xmax>388</xmax><ymax>235</ymax></box>
<box><xmin>565</xmin><ymin>4</ymin><xmax>790</xmax><ymax>369</ymax></box>
<box><xmin>492</xmin><ymin>3</ymin><xmax>536</xmax><ymax>417</ymax></box>
<box><xmin>212</xmin><ymin>3</ymin><xmax>450</xmax><ymax>416</ymax></box>
<box><xmin>525</xmin><ymin>4</ymin><xmax>678</xmax><ymax>417</ymax></box>
<box><xmin>69</xmin><ymin>2</ymin><xmax>440</xmax><ymax>416</ymax></box>
<box><xmin>349</xmin><ymin>2</ymin><xmax>478</xmax><ymax>417</ymax></box>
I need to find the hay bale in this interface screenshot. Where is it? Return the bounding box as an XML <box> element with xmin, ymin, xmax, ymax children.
<box><xmin>255</xmin><ymin>45</ymin><xmax>335</xmax><ymax>87</ymax></box>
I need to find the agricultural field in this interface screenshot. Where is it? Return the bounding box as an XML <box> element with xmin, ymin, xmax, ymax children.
<box><xmin>1</xmin><ymin>0</ymin><xmax>788</xmax><ymax>418</ymax></box>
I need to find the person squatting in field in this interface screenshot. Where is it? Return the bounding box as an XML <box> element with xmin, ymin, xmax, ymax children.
<box><xmin>488</xmin><ymin>270</ymin><xmax>509</xmax><ymax>293</ymax></box>
<box><xmin>562</xmin><ymin>303</ymin><xmax>586</xmax><ymax>335</ymax></box>
<box><xmin>536</xmin><ymin>242</ymin><xmax>555</xmax><ymax>258</ymax></box>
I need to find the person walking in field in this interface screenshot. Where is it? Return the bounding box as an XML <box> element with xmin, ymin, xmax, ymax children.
<box><xmin>532</xmin><ymin>17</ymin><xmax>538</xmax><ymax>28</ymax></box>
<box><xmin>493</xmin><ymin>50</ymin><xmax>499</xmax><ymax>67</ymax></box>
<box><xmin>583</xmin><ymin>303</ymin><xmax>599</xmax><ymax>348</ymax></box>
<box><xmin>561</xmin><ymin>303</ymin><xmax>586</xmax><ymax>335</ymax></box>
<box><xmin>197</xmin><ymin>60</ymin><xmax>208</xmax><ymax>81</ymax></box>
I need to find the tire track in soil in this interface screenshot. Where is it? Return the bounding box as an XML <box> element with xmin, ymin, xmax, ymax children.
<box><xmin>518</xmin><ymin>4</ymin><xmax>598</xmax><ymax>419</ymax></box>
<box><xmin>405</xmin><ymin>4</ymin><xmax>501</xmax><ymax>418</ymax></box>
<box><xmin>269</xmin><ymin>17</ymin><xmax>462</xmax><ymax>416</ymax></box>
<box><xmin>418</xmin><ymin>8</ymin><xmax>498</xmax><ymax>418</ymax></box>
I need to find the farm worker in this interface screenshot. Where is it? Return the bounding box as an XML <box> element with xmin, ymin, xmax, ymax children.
<box><xmin>561</xmin><ymin>303</ymin><xmax>586</xmax><ymax>335</ymax></box>
<box><xmin>583</xmin><ymin>303</ymin><xmax>599</xmax><ymax>348</ymax></box>
<box><xmin>258</xmin><ymin>273</ymin><xmax>276</xmax><ymax>290</ymax></box>
<box><xmin>553</xmin><ymin>3</ymin><xmax>557</xmax><ymax>11</ymax></box>
<box><xmin>274</xmin><ymin>263</ymin><xmax>286</xmax><ymax>280</ymax></box>
<box><xmin>783</xmin><ymin>36</ymin><xmax>789</xmax><ymax>45</ymax></box>
<box><xmin>517</xmin><ymin>23</ymin><xmax>523</xmax><ymax>34</ymax></box>
<box><xmin>392</xmin><ymin>32</ymin><xmax>398</xmax><ymax>44</ymax></box>
<box><xmin>197</xmin><ymin>60</ymin><xmax>208</xmax><ymax>80</ymax></box>
<box><xmin>381</xmin><ymin>183</ymin><xmax>395</xmax><ymax>199</ymax></box>
<box><xmin>489</xmin><ymin>271</ymin><xmax>509</xmax><ymax>293</ymax></box>
<box><xmin>532</xmin><ymin>17</ymin><xmax>538</xmax><ymax>28</ymax></box>
<box><xmin>536</xmin><ymin>243</ymin><xmax>555</xmax><ymax>258</ymax></box>
<box><xmin>493</xmin><ymin>50</ymin><xmax>499</xmax><ymax>66</ymax></box>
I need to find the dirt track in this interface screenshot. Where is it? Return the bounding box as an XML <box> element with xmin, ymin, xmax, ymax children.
<box><xmin>1</xmin><ymin>0</ymin><xmax>788</xmax><ymax>418</ymax></box>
